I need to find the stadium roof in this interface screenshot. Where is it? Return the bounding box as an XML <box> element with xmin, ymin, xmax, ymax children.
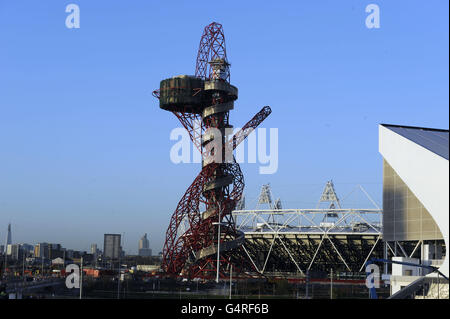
<box><xmin>381</xmin><ymin>124</ymin><xmax>449</xmax><ymax>160</ymax></box>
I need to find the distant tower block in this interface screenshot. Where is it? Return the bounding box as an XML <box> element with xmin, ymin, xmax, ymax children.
<box><xmin>153</xmin><ymin>22</ymin><xmax>272</xmax><ymax>279</ymax></box>
<box><xmin>4</xmin><ymin>223</ymin><xmax>12</xmax><ymax>253</ymax></box>
<box><xmin>138</xmin><ymin>233</ymin><xmax>152</xmax><ymax>257</ymax></box>
<box><xmin>103</xmin><ymin>234</ymin><xmax>121</xmax><ymax>260</ymax></box>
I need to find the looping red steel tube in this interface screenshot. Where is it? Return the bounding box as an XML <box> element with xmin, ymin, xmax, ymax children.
<box><xmin>153</xmin><ymin>22</ymin><xmax>271</xmax><ymax>279</ymax></box>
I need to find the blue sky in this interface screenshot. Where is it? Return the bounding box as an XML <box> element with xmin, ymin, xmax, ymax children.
<box><xmin>0</xmin><ymin>0</ymin><xmax>448</xmax><ymax>254</ymax></box>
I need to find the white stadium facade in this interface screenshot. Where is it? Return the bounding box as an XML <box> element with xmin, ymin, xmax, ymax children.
<box><xmin>379</xmin><ymin>124</ymin><xmax>449</xmax><ymax>298</ymax></box>
<box><xmin>230</xmin><ymin>123</ymin><xmax>448</xmax><ymax>299</ymax></box>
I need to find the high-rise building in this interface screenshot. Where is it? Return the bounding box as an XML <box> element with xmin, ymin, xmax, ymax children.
<box><xmin>4</xmin><ymin>223</ymin><xmax>12</xmax><ymax>253</ymax></box>
<box><xmin>103</xmin><ymin>234</ymin><xmax>121</xmax><ymax>259</ymax></box>
<box><xmin>21</xmin><ymin>244</ymin><xmax>34</xmax><ymax>254</ymax></box>
<box><xmin>34</xmin><ymin>243</ymin><xmax>50</xmax><ymax>258</ymax></box>
<box><xmin>139</xmin><ymin>233</ymin><xmax>149</xmax><ymax>250</ymax></box>
<box><xmin>6</xmin><ymin>244</ymin><xmax>22</xmax><ymax>260</ymax></box>
<box><xmin>49</xmin><ymin>243</ymin><xmax>63</xmax><ymax>259</ymax></box>
<box><xmin>91</xmin><ymin>243</ymin><xmax>99</xmax><ymax>265</ymax></box>
<box><xmin>138</xmin><ymin>233</ymin><xmax>152</xmax><ymax>257</ymax></box>
<box><xmin>65</xmin><ymin>249</ymin><xmax>74</xmax><ymax>259</ymax></box>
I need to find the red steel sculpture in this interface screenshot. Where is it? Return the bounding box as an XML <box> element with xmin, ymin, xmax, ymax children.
<box><xmin>153</xmin><ymin>22</ymin><xmax>272</xmax><ymax>279</ymax></box>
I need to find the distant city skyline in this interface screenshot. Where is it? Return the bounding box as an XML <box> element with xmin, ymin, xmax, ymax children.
<box><xmin>0</xmin><ymin>1</ymin><xmax>448</xmax><ymax>254</ymax></box>
<box><xmin>0</xmin><ymin>223</ymin><xmax>155</xmax><ymax>255</ymax></box>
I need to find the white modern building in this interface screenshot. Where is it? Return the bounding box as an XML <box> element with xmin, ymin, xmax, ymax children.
<box><xmin>379</xmin><ymin>124</ymin><xmax>449</xmax><ymax>298</ymax></box>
